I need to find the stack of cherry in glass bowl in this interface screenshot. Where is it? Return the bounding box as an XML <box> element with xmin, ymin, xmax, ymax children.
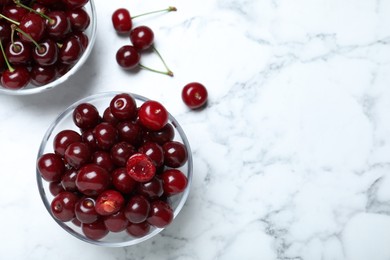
<box><xmin>36</xmin><ymin>92</ymin><xmax>193</xmax><ymax>247</ymax></box>
<box><xmin>0</xmin><ymin>0</ymin><xmax>97</xmax><ymax>95</ymax></box>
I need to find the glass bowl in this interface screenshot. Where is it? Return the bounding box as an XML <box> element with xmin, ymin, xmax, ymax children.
<box><xmin>0</xmin><ymin>0</ymin><xmax>97</xmax><ymax>96</ymax></box>
<box><xmin>36</xmin><ymin>92</ymin><xmax>193</xmax><ymax>247</ymax></box>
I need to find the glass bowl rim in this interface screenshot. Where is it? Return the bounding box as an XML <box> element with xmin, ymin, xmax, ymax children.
<box><xmin>36</xmin><ymin>91</ymin><xmax>193</xmax><ymax>247</ymax></box>
<box><xmin>0</xmin><ymin>0</ymin><xmax>98</xmax><ymax>96</ymax></box>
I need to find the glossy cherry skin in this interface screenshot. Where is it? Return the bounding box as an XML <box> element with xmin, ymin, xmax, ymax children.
<box><xmin>116</xmin><ymin>45</ymin><xmax>140</xmax><ymax>70</ymax></box>
<box><xmin>82</xmin><ymin>129</ymin><xmax>98</xmax><ymax>151</ymax></box>
<box><xmin>6</xmin><ymin>40</ymin><xmax>32</xmax><ymax>65</ymax></box>
<box><xmin>182</xmin><ymin>82</ymin><xmax>208</xmax><ymax>109</ymax></box>
<box><xmin>126</xmin><ymin>221</ymin><xmax>150</xmax><ymax>237</ymax></box>
<box><xmin>147</xmin><ymin>200</ymin><xmax>173</xmax><ymax>228</ymax></box>
<box><xmin>33</xmin><ymin>39</ymin><xmax>58</xmax><ymax>66</ymax></box>
<box><xmin>18</xmin><ymin>13</ymin><xmax>46</xmax><ymax>42</ymax></box>
<box><xmin>116</xmin><ymin>121</ymin><xmax>142</xmax><ymax>146</ymax></box>
<box><xmin>112</xmin><ymin>8</ymin><xmax>132</xmax><ymax>34</ymax></box>
<box><xmin>1</xmin><ymin>66</ymin><xmax>30</xmax><ymax>89</ymax></box>
<box><xmin>130</xmin><ymin>26</ymin><xmax>154</xmax><ymax>50</ymax></box>
<box><xmin>82</xmin><ymin>220</ymin><xmax>109</xmax><ymax>240</ymax></box>
<box><xmin>59</xmin><ymin>36</ymin><xmax>83</xmax><ymax>64</ymax></box>
<box><xmin>110</xmin><ymin>93</ymin><xmax>137</xmax><ymax>121</ymax></box>
<box><xmin>46</xmin><ymin>11</ymin><xmax>71</xmax><ymax>38</ymax></box>
<box><xmin>162</xmin><ymin>141</ymin><xmax>188</xmax><ymax>168</ymax></box>
<box><xmin>95</xmin><ymin>189</ymin><xmax>125</xmax><ymax>216</ymax></box>
<box><xmin>63</xmin><ymin>0</ymin><xmax>89</xmax><ymax>10</ymax></box>
<box><xmin>137</xmin><ymin>176</ymin><xmax>164</xmax><ymax>199</ymax></box>
<box><xmin>51</xmin><ymin>191</ymin><xmax>79</xmax><ymax>222</ymax></box>
<box><xmin>49</xmin><ymin>181</ymin><xmax>65</xmax><ymax>196</ymax></box>
<box><xmin>30</xmin><ymin>65</ymin><xmax>57</xmax><ymax>86</ymax></box>
<box><xmin>73</xmin><ymin>31</ymin><xmax>89</xmax><ymax>50</ymax></box>
<box><xmin>75</xmin><ymin>197</ymin><xmax>98</xmax><ymax>224</ymax></box>
<box><xmin>102</xmin><ymin>107</ymin><xmax>119</xmax><ymax>125</ymax></box>
<box><xmin>111</xmin><ymin>167</ymin><xmax>137</xmax><ymax>194</ymax></box>
<box><xmin>126</xmin><ymin>153</ymin><xmax>156</xmax><ymax>182</ymax></box>
<box><xmin>67</xmin><ymin>8</ymin><xmax>90</xmax><ymax>31</ymax></box>
<box><xmin>0</xmin><ymin>20</ymin><xmax>11</xmax><ymax>42</ymax></box>
<box><xmin>110</xmin><ymin>141</ymin><xmax>136</xmax><ymax>167</ymax></box>
<box><xmin>53</xmin><ymin>129</ymin><xmax>82</xmax><ymax>156</ymax></box>
<box><xmin>138</xmin><ymin>100</ymin><xmax>169</xmax><ymax>131</ymax></box>
<box><xmin>73</xmin><ymin>103</ymin><xmax>100</xmax><ymax>130</ymax></box>
<box><xmin>91</xmin><ymin>150</ymin><xmax>115</xmax><ymax>172</ymax></box>
<box><xmin>2</xmin><ymin>5</ymin><xmax>28</xmax><ymax>22</ymax></box>
<box><xmin>138</xmin><ymin>142</ymin><xmax>164</xmax><ymax>168</ymax></box>
<box><xmin>161</xmin><ymin>169</ymin><xmax>188</xmax><ymax>196</ymax></box>
<box><xmin>64</xmin><ymin>141</ymin><xmax>91</xmax><ymax>169</ymax></box>
<box><xmin>144</xmin><ymin>123</ymin><xmax>175</xmax><ymax>145</ymax></box>
<box><xmin>104</xmin><ymin>210</ymin><xmax>129</xmax><ymax>232</ymax></box>
<box><xmin>61</xmin><ymin>168</ymin><xmax>78</xmax><ymax>192</ymax></box>
<box><xmin>37</xmin><ymin>153</ymin><xmax>65</xmax><ymax>182</ymax></box>
<box><xmin>124</xmin><ymin>195</ymin><xmax>150</xmax><ymax>224</ymax></box>
<box><xmin>93</xmin><ymin>122</ymin><xmax>118</xmax><ymax>150</ymax></box>
<box><xmin>76</xmin><ymin>164</ymin><xmax>111</xmax><ymax>196</ymax></box>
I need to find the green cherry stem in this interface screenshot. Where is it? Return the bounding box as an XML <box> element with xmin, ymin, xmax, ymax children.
<box><xmin>0</xmin><ymin>40</ymin><xmax>15</xmax><ymax>73</ymax></box>
<box><xmin>131</xmin><ymin>6</ymin><xmax>177</xmax><ymax>19</ymax></box>
<box><xmin>139</xmin><ymin>64</ymin><xmax>174</xmax><ymax>77</ymax></box>
<box><xmin>11</xmin><ymin>24</ymin><xmax>42</xmax><ymax>50</ymax></box>
<box><xmin>13</xmin><ymin>0</ymin><xmax>54</xmax><ymax>23</ymax></box>
<box><xmin>0</xmin><ymin>14</ymin><xmax>20</xmax><ymax>26</ymax></box>
<box><xmin>152</xmin><ymin>45</ymin><xmax>173</xmax><ymax>76</ymax></box>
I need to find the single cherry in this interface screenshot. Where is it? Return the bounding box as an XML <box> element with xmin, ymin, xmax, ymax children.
<box><xmin>138</xmin><ymin>100</ymin><xmax>169</xmax><ymax>131</ymax></box>
<box><xmin>73</xmin><ymin>102</ymin><xmax>100</xmax><ymax>130</ymax></box>
<box><xmin>161</xmin><ymin>169</ymin><xmax>188</xmax><ymax>196</ymax></box>
<box><xmin>95</xmin><ymin>189</ymin><xmax>125</xmax><ymax>216</ymax></box>
<box><xmin>104</xmin><ymin>210</ymin><xmax>129</xmax><ymax>232</ymax></box>
<box><xmin>126</xmin><ymin>153</ymin><xmax>156</xmax><ymax>182</ymax></box>
<box><xmin>162</xmin><ymin>141</ymin><xmax>188</xmax><ymax>168</ymax></box>
<box><xmin>144</xmin><ymin>123</ymin><xmax>174</xmax><ymax>145</ymax></box>
<box><xmin>76</xmin><ymin>164</ymin><xmax>111</xmax><ymax>196</ymax></box>
<box><xmin>130</xmin><ymin>25</ymin><xmax>154</xmax><ymax>51</ymax></box>
<box><xmin>50</xmin><ymin>191</ymin><xmax>79</xmax><ymax>222</ymax></box>
<box><xmin>111</xmin><ymin>167</ymin><xmax>137</xmax><ymax>194</ymax></box>
<box><xmin>75</xmin><ymin>197</ymin><xmax>98</xmax><ymax>224</ymax></box>
<box><xmin>18</xmin><ymin>13</ymin><xmax>46</xmax><ymax>42</ymax></box>
<box><xmin>49</xmin><ymin>181</ymin><xmax>65</xmax><ymax>196</ymax></box>
<box><xmin>137</xmin><ymin>176</ymin><xmax>164</xmax><ymax>199</ymax></box>
<box><xmin>109</xmin><ymin>93</ymin><xmax>137</xmax><ymax>121</ymax></box>
<box><xmin>33</xmin><ymin>38</ymin><xmax>58</xmax><ymax>66</ymax></box>
<box><xmin>126</xmin><ymin>221</ymin><xmax>150</xmax><ymax>237</ymax></box>
<box><xmin>46</xmin><ymin>11</ymin><xmax>71</xmax><ymax>38</ymax></box>
<box><xmin>91</xmin><ymin>150</ymin><xmax>115</xmax><ymax>172</ymax></box>
<box><xmin>6</xmin><ymin>40</ymin><xmax>31</xmax><ymax>65</ymax></box>
<box><xmin>82</xmin><ymin>220</ymin><xmax>109</xmax><ymax>240</ymax></box>
<box><xmin>37</xmin><ymin>153</ymin><xmax>65</xmax><ymax>182</ymax></box>
<box><xmin>110</xmin><ymin>141</ymin><xmax>136</xmax><ymax>167</ymax></box>
<box><xmin>1</xmin><ymin>66</ymin><xmax>30</xmax><ymax>89</ymax></box>
<box><xmin>30</xmin><ymin>65</ymin><xmax>57</xmax><ymax>86</ymax></box>
<box><xmin>124</xmin><ymin>195</ymin><xmax>150</xmax><ymax>224</ymax></box>
<box><xmin>93</xmin><ymin>122</ymin><xmax>118</xmax><ymax>150</ymax></box>
<box><xmin>61</xmin><ymin>168</ymin><xmax>78</xmax><ymax>192</ymax></box>
<box><xmin>67</xmin><ymin>8</ymin><xmax>90</xmax><ymax>32</ymax></box>
<box><xmin>53</xmin><ymin>129</ymin><xmax>82</xmax><ymax>156</ymax></box>
<box><xmin>111</xmin><ymin>8</ymin><xmax>132</xmax><ymax>34</ymax></box>
<box><xmin>59</xmin><ymin>35</ymin><xmax>83</xmax><ymax>64</ymax></box>
<box><xmin>147</xmin><ymin>200</ymin><xmax>173</xmax><ymax>228</ymax></box>
<box><xmin>64</xmin><ymin>141</ymin><xmax>91</xmax><ymax>169</ymax></box>
<box><xmin>116</xmin><ymin>121</ymin><xmax>142</xmax><ymax>146</ymax></box>
<box><xmin>116</xmin><ymin>45</ymin><xmax>140</xmax><ymax>70</ymax></box>
<box><xmin>182</xmin><ymin>82</ymin><xmax>208</xmax><ymax>109</ymax></box>
<box><xmin>138</xmin><ymin>142</ymin><xmax>164</xmax><ymax>168</ymax></box>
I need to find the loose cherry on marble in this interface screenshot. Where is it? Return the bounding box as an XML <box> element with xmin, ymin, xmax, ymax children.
<box><xmin>147</xmin><ymin>200</ymin><xmax>173</xmax><ymax>228</ymax></box>
<box><xmin>162</xmin><ymin>141</ymin><xmax>188</xmax><ymax>168</ymax></box>
<box><xmin>95</xmin><ymin>189</ymin><xmax>125</xmax><ymax>216</ymax></box>
<box><xmin>81</xmin><ymin>220</ymin><xmax>109</xmax><ymax>240</ymax></box>
<box><xmin>50</xmin><ymin>191</ymin><xmax>79</xmax><ymax>222</ymax></box>
<box><xmin>116</xmin><ymin>45</ymin><xmax>140</xmax><ymax>70</ymax></box>
<box><xmin>30</xmin><ymin>64</ymin><xmax>57</xmax><ymax>86</ymax></box>
<box><xmin>75</xmin><ymin>197</ymin><xmax>98</xmax><ymax>224</ymax></box>
<box><xmin>126</xmin><ymin>221</ymin><xmax>150</xmax><ymax>237</ymax></box>
<box><xmin>126</xmin><ymin>153</ymin><xmax>156</xmax><ymax>183</ymax></box>
<box><xmin>160</xmin><ymin>169</ymin><xmax>188</xmax><ymax>196</ymax></box>
<box><xmin>76</xmin><ymin>164</ymin><xmax>111</xmax><ymax>196</ymax></box>
<box><xmin>37</xmin><ymin>153</ymin><xmax>65</xmax><ymax>182</ymax></box>
<box><xmin>73</xmin><ymin>103</ymin><xmax>100</xmax><ymax>130</ymax></box>
<box><xmin>138</xmin><ymin>100</ymin><xmax>169</xmax><ymax>131</ymax></box>
<box><xmin>130</xmin><ymin>25</ymin><xmax>154</xmax><ymax>51</ymax></box>
<box><xmin>182</xmin><ymin>82</ymin><xmax>208</xmax><ymax>109</ymax></box>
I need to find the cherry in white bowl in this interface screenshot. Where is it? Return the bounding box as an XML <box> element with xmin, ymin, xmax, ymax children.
<box><xmin>36</xmin><ymin>92</ymin><xmax>193</xmax><ymax>247</ymax></box>
<box><xmin>0</xmin><ymin>0</ymin><xmax>97</xmax><ymax>95</ymax></box>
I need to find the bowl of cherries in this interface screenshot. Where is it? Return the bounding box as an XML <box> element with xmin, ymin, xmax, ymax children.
<box><xmin>0</xmin><ymin>0</ymin><xmax>97</xmax><ymax>95</ymax></box>
<box><xmin>36</xmin><ymin>92</ymin><xmax>192</xmax><ymax>247</ymax></box>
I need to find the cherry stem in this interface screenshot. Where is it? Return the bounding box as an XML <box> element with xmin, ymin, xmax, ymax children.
<box><xmin>0</xmin><ymin>14</ymin><xmax>20</xmax><ymax>26</ymax></box>
<box><xmin>0</xmin><ymin>40</ymin><xmax>14</xmax><ymax>73</ymax></box>
<box><xmin>152</xmin><ymin>45</ymin><xmax>174</xmax><ymax>76</ymax></box>
<box><xmin>13</xmin><ymin>0</ymin><xmax>54</xmax><ymax>23</ymax></box>
<box><xmin>139</xmin><ymin>64</ymin><xmax>174</xmax><ymax>77</ymax></box>
<box><xmin>132</xmin><ymin>6</ymin><xmax>177</xmax><ymax>19</ymax></box>
<box><xmin>11</xmin><ymin>24</ymin><xmax>42</xmax><ymax>50</ymax></box>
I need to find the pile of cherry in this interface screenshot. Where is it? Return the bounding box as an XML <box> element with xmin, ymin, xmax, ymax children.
<box><xmin>0</xmin><ymin>0</ymin><xmax>91</xmax><ymax>90</ymax></box>
<box><xmin>37</xmin><ymin>93</ymin><xmax>189</xmax><ymax>240</ymax></box>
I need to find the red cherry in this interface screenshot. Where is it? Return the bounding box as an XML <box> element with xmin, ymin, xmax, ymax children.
<box><xmin>111</xmin><ymin>168</ymin><xmax>137</xmax><ymax>194</ymax></box>
<box><xmin>53</xmin><ymin>129</ymin><xmax>82</xmax><ymax>156</ymax></box>
<box><xmin>104</xmin><ymin>211</ymin><xmax>129</xmax><ymax>232</ymax></box>
<box><xmin>49</xmin><ymin>181</ymin><xmax>65</xmax><ymax>196</ymax></box>
<box><xmin>138</xmin><ymin>100</ymin><xmax>169</xmax><ymax>131</ymax></box>
<box><xmin>116</xmin><ymin>45</ymin><xmax>140</xmax><ymax>70</ymax></box>
<box><xmin>50</xmin><ymin>191</ymin><xmax>79</xmax><ymax>222</ymax></box>
<box><xmin>76</xmin><ymin>164</ymin><xmax>111</xmax><ymax>196</ymax></box>
<box><xmin>109</xmin><ymin>93</ymin><xmax>137</xmax><ymax>121</ymax></box>
<box><xmin>112</xmin><ymin>8</ymin><xmax>132</xmax><ymax>34</ymax></box>
<box><xmin>130</xmin><ymin>25</ymin><xmax>154</xmax><ymax>51</ymax></box>
<box><xmin>46</xmin><ymin>11</ymin><xmax>71</xmax><ymax>39</ymax></box>
<box><xmin>18</xmin><ymin>13</ymin><xmax>46</xmax><ymax>43</ymax></box>
<box><xmin>1</xmin><ymin>66</ymin><xmax>30</xmax><ymax>90</ymax></box>
<box><xmin>37</xmin><ymin>153</ymin><xmax>65</xmax><ymax>182</ymax></box>
<box><xmin>62</xmin><ymin>0</ymin><xmax>89</xmax><ymax>9</ymax></box>
<box><xmin>147</xmin><ymin>200</ymin><xmax>173</xmax><ymax>228</ymax></box>
<box><xmin>64</xmin><ymin>141</ymin><xmax>91</xmax><ymax>169</ymax></box>
<box><xmin>126</xmin><ymin>153</ymin><xmax>156</xmax><ymax>183</ymax></box>
<box><xmin>75</xmin><ymin>197</ymin><xmax>98</xmax><ymax>224</ymax></box>
<box><xmin>160</xmin><ymin>169</ymin><xmax>188</xmax><ymax>196</ymax></box>
<box><xmin>162</xmin><ymin>141</ymin><xmax>188</xmax><ymax>168</ymax></box>
<box><xmin>95</xmin><ymin>190</ymin><xmax>125</xmax><ymax>216</ymax></box>
<box><xmin>6</xmin><ymin>40</ymin><xmax>31</xmax><ymax>65</ymax></box>
<box><xmin>67</xmin><ymin>7</ymin><xmax>90</xmax><ymax>32</ymax></box>
<box><xmin>182</xmin><ymin>82</ymin><xmax>208</xmax><ymax>109</ymax></box>
<box><xmin>61</xmin><ymin>168</ymin><xmax>78</xmax><ymax>192</ymax></box>
<box><xmin>81</xmin><ymin>220</ymin><xmax>109</xmax><ymax>240</ymax></box>
<box><xmin>73</xmin><ymin>103</ymin><xmax>100</xmax><ymax>130</ymax></box>
<box><xmin>30</xmin><ymin>64</ymin><xmax>57</xmax><ymax>86</ymax></box>
<box><xmin>126</xmin><ymin>221</ymin><xmax>150</xmax><ymax>237</ymax></box>
<box><xmin>124</xmin><ymin>195</ymin><xmax>150</xmax><ymax>224</ymax></box>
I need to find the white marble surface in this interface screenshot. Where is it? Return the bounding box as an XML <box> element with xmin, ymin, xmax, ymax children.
<box><xmin>1</xmin><ymin>0</ymin><xmax>390</xmax><ymax>259</ymax></box>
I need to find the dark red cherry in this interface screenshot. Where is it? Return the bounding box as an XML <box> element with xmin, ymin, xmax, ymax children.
<box><xmin>51</xmin><ymin>191</ymin><xmax>78</xmax><ymax>222</ymax></box>
<box><xmin>116</xmin><ymin>45</ymin><xmax>140</xmax><ymax>70</ymax></box>
<box><xmin>73</xmin><ymin>31</ymin><xmax>89</xmax><ymax>50</ymax></box>
<box><xmin>116</xmin><ymin>121</ymin><xmax>142</xmax><ymax>146</ymax></box>
<box><xmin>161</xmin><ymin>169</ymin><xmax>188</xmax><ymax>196</ymax></box>
<box><xmin>124</xmin><ymin>195</ymin><xmax>150</xmax><ymax>223</ymax></box>
<box><xmin>53</xmin><ymin>129</ymin><xmax>82</xmax><ymax>156</ymax></box>
<box><xmin>62</xmin><ymin>0</ymin><xmax>89</xmax><ymax>10</ymax></box>
<box><xmin>112</xmin><ymin>8</ymin><xmax>132</xmax><ymax>34</ymax></box>
<box><xmin>33</xmin><ymin>39</ymin><xmax>58</xmax><ymax>66</ymax></box>
<box><xmin>81</xmin><ymin>129</ymin><xmax>98</xmax><ymax>151</ymax></box>
<box><xmin>56</xmin><ymin>62</ymin><xmax>72</xmax><ymax>76</ymax></box>
<box><xmin>138</xmin><ymin>100</ymin><xmax>169</xmax><ymax>131</ymax></box>
<box><xmin>102</xmin><ymin>107</ymin><xmax>119</xmax><ymax>125</ymax></box>
<box><xmin>75</xmin><ymin>197</ymin><xmax>98</xmax><ymax>224</ymax></box>
<box><xmin>138</xmin><ymin>142</ymin><xmax>164</xmax><ymax>168</ymax></box>
<box><xmin>31</xmin><ymin>3</ymin><xmax>48</xmax><ymax>13</ymax></box>
<box><xmin>46</xmin><ymin>11</ymin><xmax>71</xmax><ymax>39</ymax></box>
<box><xmin>162</xmin><ymin>141</ymin><xmax>188</xmax><ymax>168</ymax></box>
<box><xmin>126</xmin><ymin>221</ymin><xmax>150</xmax><ymax>237</ymax></box>
<box><xmin>110</xmin><ymin>93</ymin><xmax>137</xmax><ymax>121</ymax></box>
<box><xmin>18</xmin><ymin>13</ymin><xmax>45</xmax><ymax>42</ymax></box>
<box><xmin>0</xmin><ymin>66</ymin><xmax>30</xmax><ymax>89</ymax></box>
<box><xmin>93</xmin><ymin>122</ymin><xmax>118</xmax><ymax>150</ymax></box>
<box><xmin>91</xmin><ymin>150</ymin><xmax>115</xmax><ymax>172</ymax></box>
<box><xmin>36</xmin><ymin>0</ymin><xmax>57</xmax><ymax>5</ymax></box>
<box><xmin>59</xmin><ymin>36</ymin><xmax>83</xmax><ymax>64</ymax></box>
<box><xmin>0</xmin><ymin>20</ymin><xmax>11</xmax><ymax>42</ymax></box>
<box><xmin>2</xmin><ymin>5</ymin><xmax>28</xmax><ymax>22</ymax></box>
<box><xmin>49</xmin><ymin>181</ymin><xmax>65</xmax><ymax>196</ymax></box>
<box><xmin>37</xmin><ymin>153</ymin><xmax>65</xmax><ymax>182</ymax></box>
<box><xmin>6</xmin><ymin>40</ymin><xmax>32</xmax><ymax>65</ymax></box>
<box><xmin>110</xmin><ymin>141</ymin><xmax>136</xmax><ymax>167</ymax></box>
<box><xmin>67</xmin><ymin>8</ymin><xmax>90</xmax><ymax>31</ymax></box>
<box><xmin>104</xmin><ymin>210</ymin><xmax>129</xmax><ymax>232</ymax></box>
<box><xmin>126</xmin><ymin>153</ymin><xmax>156</xmax><ymax>182</ymax></box>
<box><xmin>73</xmin><ymin>103</ymin><xmax>100</xmax><ymax>130</ymax></box>
<box><xmin>182</xmin><ymin>82</ymin><xmax>208</xmax><ymax>109</ymax></box>
<box><xmin>76</xmin><ymin>164</ymin><xmax>111</xmax><ymax>196</ymax></box>
<box><xmin>95</xmin><ymin>189</ymin><xmax>125</xmax><ymax>216</ymax></box>
<box><xmin>137</xmin><ymin>176</ymin><xmax>164</xmax><ymax>199</ymax></box>
<box><xmin>64</xmin><ymin>141</ymin><xmax>91</xmax><ymax>169</ymax></box>
<box><xmin>144</xmin><ymin>123</ymin><xmax>175</xmax><ymax>145</ymax></box>
<box><xmin>130</xmin><ymin>26</ymin><xmax>154</xmax><ymax>51</ymax></box>
<box><xmin>147</xmin><ymin>200</ymin><xmax>173</xmax><ymax>228</ymax></box>
<box><xmin>82</xmin><ymin>220</ymin><xmax>109</xmax><ymax>240</ymax></box>
<box><xmin>61</xmin><ymin>168</ymin><xmax>78</xmax><ymax>192</ymax></box>
<box><xmin>111</xmin><ymin>167</ymin><xmax>136</xmax><ymax>194</ymax></box>
<box><xmin>30</xmin><ymin>65</ymin><xmax>57</xmax><ymax>86</ymax></box>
